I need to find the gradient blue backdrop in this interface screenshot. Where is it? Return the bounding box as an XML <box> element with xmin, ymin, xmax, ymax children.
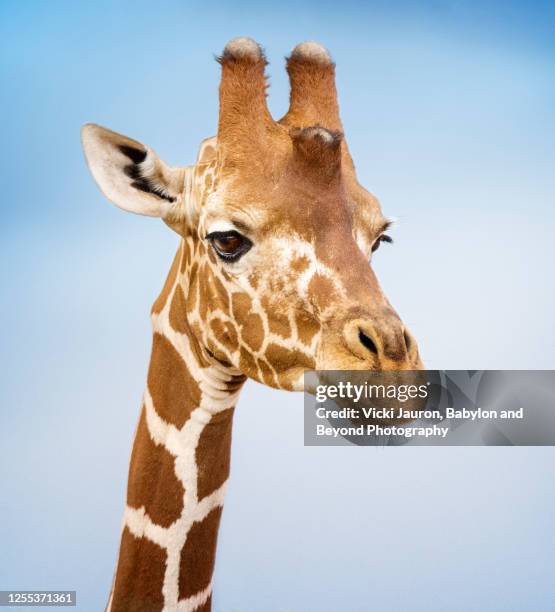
<box><xmin>1</xmin><ymin>1</ymin><xmax>554</xmax><ymax>610</ymax></box>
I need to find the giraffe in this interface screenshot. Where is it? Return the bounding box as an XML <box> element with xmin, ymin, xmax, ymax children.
<box><xmin>81</xmin><ymin>37</ymin><xmax>422</xmax><ymax>612</ymax></box>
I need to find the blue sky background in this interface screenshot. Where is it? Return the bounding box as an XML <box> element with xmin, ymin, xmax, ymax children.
<box><xmin>1</xmin><ymin>1</ymin><xmax>554</xmax><ymax>610</ymax></box>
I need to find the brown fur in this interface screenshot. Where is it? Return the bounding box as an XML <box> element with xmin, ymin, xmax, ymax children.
<box><xmin>195</xmin><ymin>409</ymin><xmax>234</xmax><ymax>501</ymax></box>
<box><xmin>111</xmin><ymin>528</ymin><xmax>166</xmax><ymax>612</ymax></box>
<box><xmin>169</xmin><ymin>286</ymin><xmax>189</xmax><ymax>334</ymax></box>
<box><xmin>281</xmin><ymin>53</ymin><xmax>342</xmax><ymax>130</ymax></box>
<box><xmin>127</xmin><ymin>408</ymin><xmax>184</xmax><ymax>528</ymax></box>
<box><xmin>147</xmin><ymin>333</ymin><xmax>201</xmax><ymax>429</ymax></box>
<box><xmin>178</xmin><ymin>507</ymin><xmax>223</xmax><ymax>600</ymax></box>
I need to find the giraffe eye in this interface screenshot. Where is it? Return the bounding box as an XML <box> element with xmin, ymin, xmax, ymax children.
<box><xmin>206</xmin><ymin>230</ymin><xmax>253</xmax><ymax>262</ymax></box>
<box><xmin>371</xmin><ymin>234</ymin><xmax>393</xmax><ymax>253</ymax></box>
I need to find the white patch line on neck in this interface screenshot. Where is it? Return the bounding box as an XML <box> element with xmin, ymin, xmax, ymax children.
<box><xmin>176</xmin><ymin>583</ymin><xmax>213</xmax><ymax>612</ymax></box>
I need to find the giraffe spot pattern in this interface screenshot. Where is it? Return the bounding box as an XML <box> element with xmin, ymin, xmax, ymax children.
<box><xmin>239</xmin><ymin>345</ymin><xmax>258</xmax><ymax>377</ymax></box>
<box><xmin>147</xmin><ymin>333</ymin><xmax>201</xmax><ymax>429</ymax></box>
<box><xmin>265</xmin><ymin>342</ymin><xmax>316</xmax><ymax>372</ymax></box>
<box><xmin>195</xmin><ymin>408</ymin><xmax>234</xmax><ymax>500</ymax></box>
<box><xmin>308</xmin><ymin>272</ymin><xmax>338</xmax><ymax>311</ymax></box>
<box><xmin>127</xmin><ymin>407</ymin><xmax>185</xmax><ymax>528</ymax></box>
<box><xmin>231</xmin><ymin>291</ymin><xmax>252</xmax><ymax>321</ymax></box>
<box><xmin>261</xmin><ymin>296</ymin><xmax>292</xmax><ymax>339</ymax></box>
<box><xmin>169</xmin><ymin>285</ymin><xmax>189</xmax><ymax>334</ymax></box>
<box><xmin>111</xmin><ymin>527</ymin><xmax>166</xmax><ymax>612</ymax></box>
<box><xmin>296</xmin><ymin>309</ymin><xmax>321</xmax><ymax>346</ymax></box>
<box><xmin>241</xmin><ymin>312</ymin><xmax>264</xmax><ymax>352</ymax></box>
<box><xmin>209</xmin><ymin>318</ymin><xmax>238</xmax><ymax>353</ymax></box>
<box><xmin>178</xmin><ymin>507</ymin><xmax>223</xmax><ymax>600</ymax></box>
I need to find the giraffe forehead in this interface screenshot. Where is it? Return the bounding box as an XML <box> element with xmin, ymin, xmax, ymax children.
<box><xmin>201</xmin><ymin>187</ymin><xmax>351</xmax><ymax>241</ymax></box>
<box><xmin>196</xmin><ymin>151</ymin><xmax>386</xmax><ymax>250</ymax></box>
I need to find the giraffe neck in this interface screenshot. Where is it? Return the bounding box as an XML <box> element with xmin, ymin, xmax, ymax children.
<box><xmin>109</xmin><ymin>244</ymin><xmax>245</xmax><ymax>612</ymax></box>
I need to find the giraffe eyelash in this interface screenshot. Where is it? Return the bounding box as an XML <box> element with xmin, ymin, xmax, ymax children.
<box><xmin>371</xmin><ymin>234</ymin><xmax>393</xmax><ymax>253</ymax></box>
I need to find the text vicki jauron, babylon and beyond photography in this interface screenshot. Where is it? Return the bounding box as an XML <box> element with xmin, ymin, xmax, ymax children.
<box><xmin>314</xmin><ymin>406</ymin><xmax>524</xmax><ymax>422</ymax></box>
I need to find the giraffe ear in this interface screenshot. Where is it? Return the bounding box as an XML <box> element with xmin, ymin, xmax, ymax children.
<box><xmin>81</xmin><ymin>123</ymin><xmax>186</xmax><ymax>219</ymax></box>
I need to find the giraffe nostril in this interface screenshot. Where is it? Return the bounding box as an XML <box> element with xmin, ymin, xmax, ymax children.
<box><xmin>358</xmin><ymin>329</ymin><xmax>378</xmax><ymax>355</ymax></box>
<box><xmin>403</xmin><ymin>330</ymin><xmax>412</xmax><ymax>352</ymax></box>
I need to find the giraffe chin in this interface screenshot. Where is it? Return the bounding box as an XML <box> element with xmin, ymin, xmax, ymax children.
<box><xmin>277</xmin><ymin>356</ymin><xmax>425</xmax><ymax>396</ymax></box>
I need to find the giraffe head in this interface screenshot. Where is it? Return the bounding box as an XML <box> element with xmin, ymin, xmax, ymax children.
<box><xmin>82</xmin><ymin>38</ymin><xmax>422</xmax><ymax>391</ymax></box>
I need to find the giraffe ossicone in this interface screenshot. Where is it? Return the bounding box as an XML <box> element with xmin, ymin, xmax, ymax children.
<box><xmin>222</xmin><ymin>36</ymin><xmax>262</xmax><ymax>60</ymax></box>
<box><xmin>82</xmin><ymin>37</ymin><xmax>422</xmax><ymax>612</ymax></box>
<box><xmin>291</xmin><ymin>40</ymin><xmax>332</xmax><ymax>63</ymax></box>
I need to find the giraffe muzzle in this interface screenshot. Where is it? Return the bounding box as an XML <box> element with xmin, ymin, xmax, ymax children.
<box><xmin>343</xmin><ymin>316</ymin><xmax>420</xmax><ymax>369</ymax></box>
